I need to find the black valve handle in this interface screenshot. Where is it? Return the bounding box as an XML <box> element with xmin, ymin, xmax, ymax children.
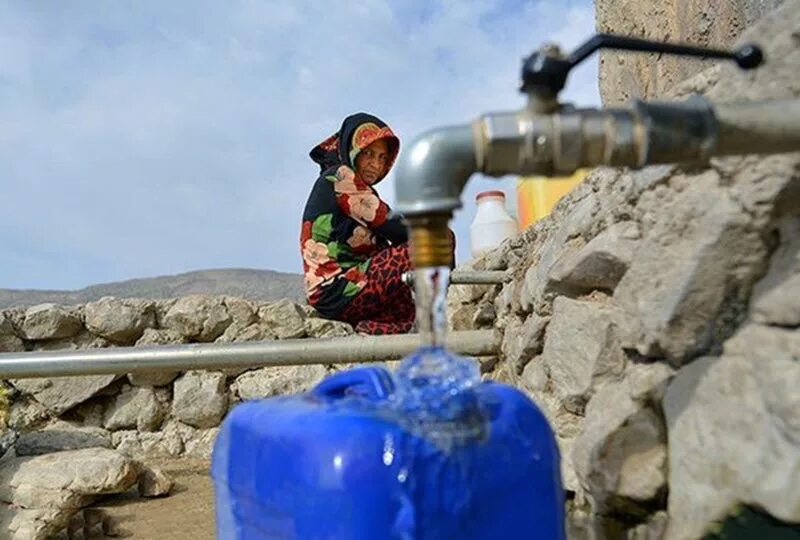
<box><xmin>521</xmin><ymin>32</ymin><xmax>764</xmax><ymax>96</ymax></box>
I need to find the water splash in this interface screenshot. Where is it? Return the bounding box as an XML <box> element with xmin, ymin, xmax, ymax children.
<box><xmin>389</xmin><ymin>346</ymin><xmax>484</xmax><ymax>452</ymax></box>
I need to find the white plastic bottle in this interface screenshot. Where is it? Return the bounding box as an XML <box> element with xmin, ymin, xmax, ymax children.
<box><xmin>469</xmin><ymin>190</ymin><xmax>518</xmax><ymax>259</ymax></box>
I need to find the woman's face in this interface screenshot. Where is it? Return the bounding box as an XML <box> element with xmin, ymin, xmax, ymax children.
<box><xmin>354</xmin><ymin>138</ymin><xmax>390</xmax><ymax>185</ymax></box>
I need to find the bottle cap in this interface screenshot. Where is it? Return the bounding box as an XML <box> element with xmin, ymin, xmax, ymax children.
<box><xmin>476</xmin><ymin>190</ymin><xmax>505</xmax><ymax>201</ymax></box>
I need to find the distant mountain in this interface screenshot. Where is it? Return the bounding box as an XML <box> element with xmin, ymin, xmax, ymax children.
<box><xmin>0</xmin><ymin>268</ymin><xmax>305</xmax><ymax>309</ymax></box>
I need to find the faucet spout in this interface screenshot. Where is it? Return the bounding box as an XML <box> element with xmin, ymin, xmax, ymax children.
<box><xmin>394</xmin><ymin>124</ymin><xmax>478</xmax><ymax>218</ymax></box>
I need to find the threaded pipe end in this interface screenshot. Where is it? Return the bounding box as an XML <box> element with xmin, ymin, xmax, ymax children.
<box><xmin>408</xmin><ymin>215</ymin><xmax>453</xmax><ymax>269</ymax></box>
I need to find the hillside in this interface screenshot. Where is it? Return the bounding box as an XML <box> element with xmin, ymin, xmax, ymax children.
<box><xmin>0</xmin><ymin>268</ymin><xmax>304</xmax><ymax>309</ymax></box>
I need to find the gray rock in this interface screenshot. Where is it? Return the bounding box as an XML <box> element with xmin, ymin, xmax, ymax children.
<box><xmin>615</xmin><ymin>171</ymin><xmax>766</xmax><ymax>363</ymax></box>
<box><xmin>258</xmin><ymin>299</ymin><xmax>307</xmax><ymax>339</ymax></box>
<box><xmin>7</xmin><ymin>398</ymin><xmax>50</xmax><ymax>431</ymax></box>
<box><xmin>214</xmin><ymin>297</ymin><xmax>259</xmax><ymax>342</ymax></box>
<box><xmin>298</xmin><ymin>303</ymin><xmax>321</xmax><ymax>319</ymax></box>
<box><xmin>138</xmin><ymin>466</ymin><xmax>173</xmax><ymax>497</ymax></box>
<box><xmin>519</xmin><ymin>365</ymin><xmax>584</xmax><ymax>494</ymax></box>
<box><xmin>548</xmin><ymin>222</ymin><xmax>640</xmax><ymax>293</ymax></box>
<box><xmin>520</xmin><ymin>224</ymin><xmax>576</xmax><ymax>313</ymax></box>
<box><xmin>663</xmin><ymin>325</ymin><xmax>800</xmax><ymax>540</ymax></box>
<box><xmin>723</xmin><ymin>322</ymin><xmax>800</xmax><ymax>360</ymax></box>
<box><xmin>103</xmin><ymin>386</ymin><xmax>167</xmax><ymax>432</ymax></box>
<box><xmin>65</xmin><ymin>507</ymin><xmax>112</xmax><ymax>539</ymax></box>
<box><xmin>627</xmin><ymin>512</ymin><xmax>669</xmax><ymax>540</ymax></box>
<box><xmin>223</xmin><ymin>296</ymin><xmax>258</xmax><ymax>327</ymax></box>
<box><xmin>127</xmin><ymin>369</ymin><xmax>180</xmax><ymax>388</ymax></box>
<box><xmin>305</xmin><ymin>318</ymin><xmax>354</xmax><ymax>338</ymax></box>
<box><xmin>67</xmin><ymin>400</ymin><xmax>105</xmax><ymax>428</ymax></box>
<box><xmin>215</xmin><ymin>327</ymin><xmax>275</xmax><ymax>376</ymax></box>
<box><xmin>84</xmin><ymin>297</ymin><xmax>156</xmax><ymax>345</ymax></box>
<box><xmin>28</xmin><ymin>330</ymin><xmax>110</xmax><ymax>352</ymax></box>
<box><xmin>447</xmin><ymin>282</ymin><xmax>491</xmax><ymax>306</ymax></box>
<box><xmin>449</xmin><ymin>303</ymin><xmax>478</xmax><ymax>331</ymax></box>
<box><xmin>111</xmin><ymin>428</ymin><xmax>184</xmax><ymax>459</ymax></box>
<box><xmin>625</xmin><ymin>361</ymin><xmax>675</xmax><ymax>404</ymax></box>
<box><xmin>487</xmin><ymin>358</ymin><xmax>516</xmax><ymax>386</ymax></box>
<box><xmin>540</xmin><ymin>297</ymin><xmax>629</xmax><ymax>414</ymax></box>
<box><xmin>216</xmin><ymin>322</ymin><xmax>277</xmax><ymax>344</ymax></box>
<box><xmin>1</xmin><ymin>429</ymin><xmax>17</xmax><ymax>457</ymax></box>
<box><xmin>111</xmin><ymin>419</ymin><xmax>214</xmax><ymax>460</ymax></box>
<box><xmin>0</xmin><ymin>333</ymin><xmax>25</xmax><ymax>353</ymax></box>
<box><xmin>520</xmin><ymin>356</ymin><xmax>549</xmax><ymax>393</ymax></box>
<box><xmin>183</xmin><ymin>427</ymin><xmax>220</xmax><ymax>459</ymax></box>
<box><xmin>2</xmin><ymin>308</ymin><xmax>26</xmax><ymax>330</ymax></box>
<box><xmin>493</xmin><ymin>282</ymin><xmax>518</xmax><ymax>322</ymax></box>
<box><xmin>0</xmin><ymin>447</ymin><xmax>138</xmax><ymax>538</ymax></box>
<box><xmin>0</xmin><ymin>312</ymin><xmax>24</xmax><ymax>352</ymax></box>
<box><xmin>171</xmin><ymin>371</ymin><xmax>228</xmax><ymax>428</ymax></box>
<box><xmin>134</xmin><ymin>328</ymin><xmax>186</xmax><ymax>347</ymax></box>
<box><xmin>128</xmin><ymin>328</ymin><xmax>186</xmax><ymax>386</ymax></box>
<box><xmin>162</xmin><ymin>295</ymin><xmax>232</xmax><ymax>342</ymax></box>
<box><xmin>232</xmin><ymin>365</ymin><xmax>327</xmax><ymax>400</ymax></box>
<box><xmin>572</xmin><ymin>379</ymin><xmax>667</xmax><ymax>514</ymax></box>
<box><xmin>501</xmin><ymin>314</ymin><xmax>549</xmax><ymax>374</ymax></box>
<box><xmin>153</xmin><ymin>298</ymin><xmax>178</xmax><ymax>326</ymax></box>
<box><xmin>0</xmin><ymin>505</ymin><xmax>64</xmax><ymax>540</ymax></box>
<box><xmin>99</xmin><ymin>510</ymin><xmax>126</xmax><ymax>537</ymax></box>
<box><xmin>473</xmin><ymin>238</ymin><xmax>514</xmax><ymax>271</ymax></box>
<box><xmin>0</xmin><ymin>381</ymin><xmax>11</xmax><ymax>423</ymax></box>
<box><xmin>15</xmin><ymin>421</ymin><xmax>111</xmax><ymax>456</ymax></box>
<box><xmin>751</xmin><ymin>216</ymin><xmax>800</xmax><ymax>327</ymax></box>
<box><xmin>21</xmin><ymin>304</ymin><xmax>83</xmax><ymax>341</ymax></box>
<box><xmin>563</xmin><ymin>190</ymin><xmax>600</xmax><ymax>240</ymax></box>
<box><xmin>10</xmin><ymin>375</ymin><xmax>118</xmax><ymax>415</ymax></box>
<box><xmin>471</xmin><ymin>301</ymin><xmax>496</xmax><ymax>328</ymax></box>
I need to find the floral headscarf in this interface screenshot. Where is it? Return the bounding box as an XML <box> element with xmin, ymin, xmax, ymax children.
<box><xmin>309</xmin><ymin>112</ymin><xmax>399</xmax><ymax>183</ymax></box>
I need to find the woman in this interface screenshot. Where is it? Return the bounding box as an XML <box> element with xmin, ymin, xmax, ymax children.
<box><xmin>300</xmin><ymin>112</ymin><xmax>415</xmax><ymax>335</ymax></box>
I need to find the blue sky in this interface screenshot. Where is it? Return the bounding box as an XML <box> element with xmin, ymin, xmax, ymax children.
<box><xmin>0</xmin><ymin>0</ymin><xmax>600</xmax><ymax>290</ymax></box>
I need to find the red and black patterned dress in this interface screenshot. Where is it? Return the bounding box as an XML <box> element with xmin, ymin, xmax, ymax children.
<box><xmin>300</xmin><ymin>113</ymin><xmax>414</xmax><ymax>335</ymax></box>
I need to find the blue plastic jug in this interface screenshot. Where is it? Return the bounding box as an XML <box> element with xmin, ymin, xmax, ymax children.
<box><xmin>212</xmin><ymin>348</ymin><xmax>565</xmax><ymax>539</ymax></box>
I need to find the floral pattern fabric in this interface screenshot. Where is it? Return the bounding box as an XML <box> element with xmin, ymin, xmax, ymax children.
<box><xmin>300</xmin><ymin>113</ymin><xmax>407</xmax><ymax>318</ymax></box>
<box><xmin>339</xmin><ymin>243</ymin><xmax>415</xmax><ymax>335</ymax></box>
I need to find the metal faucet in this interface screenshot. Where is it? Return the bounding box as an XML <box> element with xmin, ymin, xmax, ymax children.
<box><xmin>394</xmin><ymin>33</ymin><xmax>800</xmax><ymax>270</ymax></box>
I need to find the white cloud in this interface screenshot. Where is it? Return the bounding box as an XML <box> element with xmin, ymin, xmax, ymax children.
<box><xmin>0</xmin><ymin>0</ymin><xmax>599</xmax><ymax>289</ymax></box>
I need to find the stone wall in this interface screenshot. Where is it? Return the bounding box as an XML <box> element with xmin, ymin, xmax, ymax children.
<box><xmin>450</xmin><ymin>1</ymin><xmax>800</xmax><ymax>537</ymax></box>
<box><xmin>0</xmin><ymin>295</ymin><xmax>353</xmax><ymax>538</ymax></box>
<box><xmin>595</xmin><ymin>0</ymin><xmax>785</xmax><ymax>105</ymax></box>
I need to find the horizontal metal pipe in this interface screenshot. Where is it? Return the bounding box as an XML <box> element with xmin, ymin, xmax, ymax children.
<box><xmin>414</xmin><ymin>97</ymin><xmax>800</xmax><ymax>220</ymax></box>
<box><xmin>402</xmin><ymin>270</ymin><xmax>510</xmax><ymax>287</ymax></box>
<box><xmin>0</xmin><ymin>330</ymin><xmax>499</xmax><ymax>379</ymax></box>
<box><xmin>714</xmin><ymin>99</ymin><xmax>800</xmax><ymax>156</ymax></box>
<box><xmin>450</xmin><ymin>270</ymin><xmax>510</xmax><ymax>284</ymax></box>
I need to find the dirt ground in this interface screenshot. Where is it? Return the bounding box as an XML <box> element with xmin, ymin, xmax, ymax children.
<box><xmin>91</xmin><ymin>458</ymin><xmax>216</xmax><ymax>539</ymax></box>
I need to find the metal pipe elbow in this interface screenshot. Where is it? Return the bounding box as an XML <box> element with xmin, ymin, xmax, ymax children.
<box><xmin>394</xmin><ymin>124</ymin><xmax>478</xmax><ymax>217</ymax></box>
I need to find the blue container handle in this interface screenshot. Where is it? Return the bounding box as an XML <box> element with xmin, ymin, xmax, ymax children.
<box><xmin>312</xmin><ymin>367</ymin><xmax>395</xmax><ymax>401</ymax></box>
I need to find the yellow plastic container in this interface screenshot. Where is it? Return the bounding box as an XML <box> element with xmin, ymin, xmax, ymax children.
<box><xmin>516</xmin><ymin>169</ymin><xmax>589</xmax><ymax>230</ymax></box>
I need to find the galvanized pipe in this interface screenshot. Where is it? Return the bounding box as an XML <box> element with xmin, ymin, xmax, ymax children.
<box><xmin>394</xmin><ymin>125</ymin><xmax>478</xmax><ymax>216</ymax></box>
<box><xmin>714</xmin><ymin>99</ymin><xmax>800</xmax><ymax>156</ymax></box>
<box><xmin>402</xmin><ymin>270</ymin><xmax>510</xmax><ymax>287</ymax></box>
<box><xmin>395</xmin><ymin>96</ymin><xmax>800</xmax><ymax>218</ymax></box>
<box><xmin>0</xmin><ymin>330</ymin><xmax>499</xmax><ymax>379</ymax></box>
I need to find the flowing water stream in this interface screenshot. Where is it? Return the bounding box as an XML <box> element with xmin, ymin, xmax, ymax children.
<box><xmin>413</xmin><ymin>266</ymin><xmax>451</xmax><ymax>348</ymax></box>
